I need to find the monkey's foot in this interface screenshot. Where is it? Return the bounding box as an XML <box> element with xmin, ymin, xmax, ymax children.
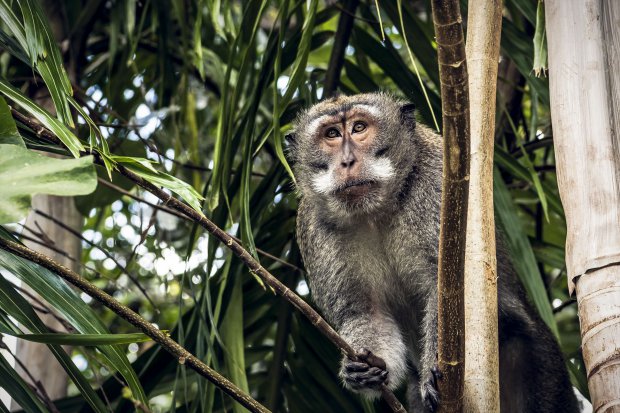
<box><xmin>421</xmin><ymin>365</ymin><xmax>442</xmax><ymax>412</ymax></box>
<box><xmin>341</xmin><ymin>348</ymin><xmax>389</xmax><ymax>391</ymax></box>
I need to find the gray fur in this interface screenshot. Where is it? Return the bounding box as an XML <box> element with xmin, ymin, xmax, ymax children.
<box><xmin>289</xmin><ymin>93</ymin><xmax>579</xmax><ymax>412</ymax></box>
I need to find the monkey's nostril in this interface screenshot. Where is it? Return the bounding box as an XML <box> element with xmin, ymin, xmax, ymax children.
<box><xmin>341</xmin><ymin>159</ymin><xmax>356</xmax><ymax>168</ymax></box>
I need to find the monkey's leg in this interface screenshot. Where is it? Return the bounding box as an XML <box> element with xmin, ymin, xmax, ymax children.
<box><xmin>498</xmin><ymin>312</ymin><xmax>579</xmax><ymax>413</ymax></box>
<box><xmin>419</xmin><ymin>299</ymin><xmax>440</xmax><ymax>412</ymax></box>
<box><xmin>406</xmin><ymin>365</ymin><xmax>428</xmax><ymax>412</ymax></box>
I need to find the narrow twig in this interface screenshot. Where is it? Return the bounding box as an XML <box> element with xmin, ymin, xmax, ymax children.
<box><xmin>10</xmin><ymin>282</ymin><xmax>75</xmax><ymax>332</ymax></box>
<box><xmin>0</xmin><ymin>238</ymin><xmax>270</xmax><ymax>413</ymax></box>
<box><xmin>553</xmin><ymin>298</ymin><xmax>576</xmax><ymax>313</ymax></box>
<box><xmin>98</xmin><ymin>178</ymin><xmax>304</xmax><ymax>274</ymax></box>
<box><xmin>323</xmin><ymin>0</ymin><xmax>360</xmax><ymax>98</ymax></box>
<box><xmin>114</xmin><ymin>164</ymin><xmax>406</xmax><ymax>412</ymax></box>
<box><xmin>32</xmin><ymin>208</ymin><xmax>157</xmax><ymax>309</ymax></box>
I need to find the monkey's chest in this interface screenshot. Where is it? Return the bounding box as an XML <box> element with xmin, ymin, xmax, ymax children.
<box><xmin>347</xmin><ymin>228</ymin><xmax>430</xmax><ymax>304</ymax></box>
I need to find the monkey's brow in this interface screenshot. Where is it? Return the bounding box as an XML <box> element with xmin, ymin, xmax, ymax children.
<box><xmin>308</xmin><ymin>99</ymin><xmax>377</xmax><ymax>124</ymax></box>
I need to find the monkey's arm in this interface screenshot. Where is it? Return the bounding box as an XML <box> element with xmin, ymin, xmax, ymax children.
<box><xmin>297</xmin><ymin>221</ymin><xmax>407</xmax><ymax>397</ymax></box>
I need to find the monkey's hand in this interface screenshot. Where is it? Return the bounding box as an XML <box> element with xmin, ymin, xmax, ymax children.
<box><xmin>420</xmin><ymin>365</ymin><xmax>442</xmax><ymax>412</ymax></box>
<box><xmin>340</xmin><ymin>349</ymin><xmax>389</xmax><ymax>396</ymax></box>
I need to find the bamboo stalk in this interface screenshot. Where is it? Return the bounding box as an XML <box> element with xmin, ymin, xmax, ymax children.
<box><xmin>546</xmin><ymin>1</ymin><xmax>620</xmax><ymax>411</ymax></box>
<box><xmin>430</xmin><ymin>1</ymin><xmax>470</xmax><ymax>412</ymax></box>
<box><xmin>463</xmin><ymin>1</ymin><xmax>502</xmax><ymax>411</ymax></box>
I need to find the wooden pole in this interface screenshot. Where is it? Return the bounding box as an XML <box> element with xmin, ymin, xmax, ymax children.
<box><xmin>463</xmin><ymin>1</ymin><xmax>502</xmax><ymax>412</ymax></box>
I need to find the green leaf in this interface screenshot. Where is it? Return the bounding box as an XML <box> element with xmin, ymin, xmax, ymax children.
<box><xmin>0</xmin><ymin>353</ymin><xmax>48</xmax><ymax>413</ymax></box>
<box><xmin>4</xmin><ymin>332</ymin><xmax>155</xmax><ymax>345</ymax></box>
<box><xmin>0</xmin><ymin>96</ymin><xmax>24</xmax><ymax>146</ymax></box>
<box><xmin>0</xmin><ymin>79</ymin><xmax>84</xmax><ymax>157</ymax></box>
<box><xmin>0</xmin><ymin>231</ymin><xmax>149</xmax><ymax>409</ymax></box>
<box><xmin>533</xmin><ymin>0</ymin><xmax>548</xmax><ymax>77</ymax></box>
<box><xmin>0</xmin><ymin>272</ymin><xmax>108</xmax><ymax>412</ymax></box>
<box><xmin>0</xmin><ymin>145</ymin><xmax>96</xmax><ymax>224</ymax></box>
<box><xmin>0</xmin><ymin>0</ymin><xmax>28</xmax><ymax>49</ymax></box>
<box><xmin>519</xmin><ymin>145</ymin><xmax>549</xmax><ymax>221</ymax></box>
<box><xmin>494</xmin><ymin>168</ymin><xmax>558</xmax><ymax>337</ymax></box>
<box><xmin>17</xmin><ymin>0</ymin><xmax>74</xmax><ymax>126</ymax></box>
<box><xmin>221</xmin><ymin>273</ymin><xmax>249</xmax><ymax>413</ymax></box>
<box><xmin>122</xmin><ymin>162</ymin><xmax>205</xmax><ymax>214</ymax></box>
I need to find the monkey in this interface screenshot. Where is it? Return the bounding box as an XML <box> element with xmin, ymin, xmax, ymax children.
<box><xmin>285</xmin><ymin>92</ymin><xmax>579</xmax><ymax>413</ymax></box>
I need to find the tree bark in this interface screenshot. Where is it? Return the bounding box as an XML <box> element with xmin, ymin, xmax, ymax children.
<box><xmin>546</xmin><ymin>1</ymin><xmax>620</xmax><ymax>411</ymax></box>
<box><xmin>430</xmin><ymin>1</ymin><xmax>470</xmax><ymax>412</ymax></box>
<box><xmin>463</xmin><ymin>1</ymin><xmax>502</xmax><ymax>412</ymax></box>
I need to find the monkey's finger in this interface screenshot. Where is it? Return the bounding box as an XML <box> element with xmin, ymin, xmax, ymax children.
<box><xmin>358</xmin><ymin>350</ymin><xmax>387</xmax><ymax>370</ymax></box>
<box><xmin>344</xmin><ymin>361</ymin><xmax>371</xmax><ymax>372</ymax></box>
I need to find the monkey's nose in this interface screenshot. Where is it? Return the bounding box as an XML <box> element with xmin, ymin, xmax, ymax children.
<box><xmin>341</xmin><ymin>157</ymin><xmax>356</xmax><ymax>168</ymax></box>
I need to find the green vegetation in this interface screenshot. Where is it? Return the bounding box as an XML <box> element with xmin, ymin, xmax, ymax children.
<box><xmin>0</xmin><ymin>0</ymin><xmax>585</xmax><ymax>411</ymax></box>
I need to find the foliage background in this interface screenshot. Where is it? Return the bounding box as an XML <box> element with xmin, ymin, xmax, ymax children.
<box><xmin>0</xmin><ymin>0</ymin><xmax>586</xmax><ymax>412</ymax></box>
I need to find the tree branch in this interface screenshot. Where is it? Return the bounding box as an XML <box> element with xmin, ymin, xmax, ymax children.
<box><xmin>322</xmin><ymin>0</ymin><xmax>359</xmax><ymax>98</ymax></box>
<box><xmin>0</xmin><ymin>237</ymin><xmax>270</xmax><ymax>413</ymax></box>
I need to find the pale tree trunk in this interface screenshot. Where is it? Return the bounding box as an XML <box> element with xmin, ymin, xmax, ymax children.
<box><xmin>14</xmin><ymin>197</ymin><xmax>82</xmax><ymax>403</ymax></box>
<box><xmin>546</xmin><ymin>1</ymin><xmax>620</xmax><ymax>412</ymax></box>
<box><xmin>463</xmin><ymin>0</ymin><xmax>502</xmax><ymax>411</ymax></box>
<box><xmin>12</xmin><ymin>2</ymin><xmax>81</xmax><ymax>408</ymax></box>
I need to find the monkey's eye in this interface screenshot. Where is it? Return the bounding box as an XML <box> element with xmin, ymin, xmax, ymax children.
<box><xmin>352</xmin><ymin>121</ymin><xmax>366</xmax><ymax>133</ymax></box>
<box><xmin>325</xmin><ymin>128</ymin><xmax>341</xmax><ymax>139</ymax></box>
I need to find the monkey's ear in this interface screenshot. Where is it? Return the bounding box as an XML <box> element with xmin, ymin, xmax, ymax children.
<box><xmin>284</xmin><ymin>132</ymin><xmax>298</xmax><ymax>164</ymax></box>
<box><xmin>400</xmin><ymin>103</ymin><xmax>416</xmax><ymax>129</ymax></box>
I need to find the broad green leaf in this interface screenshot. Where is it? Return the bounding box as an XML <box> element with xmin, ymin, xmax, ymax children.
<box><xmin>3</xmin><ymin>332</ymin><xmax>154</xmax><ymax>345</ymax></box>
<box><xmin>0</xmin><ymin>96</ymin><xmax>23</xmax><ymax>146</ymax></box>
<box><xmin>0</xmin><ymin>231</ymin><xmax>149</xmax><ymax>408</ymax></box>
<box><xmin>494</xmin><ymin>168</ymin><xmax>558</xmax><ymax>337</ymax></box>
<box><xmin>0</xmin><ymin>145</ymin><xmax>96</xmax><ymax>224</ymax></box>
<box><xmin>0</xmin><ymin>79</ymin><xmax>83</xmax><ymax>157</ymax></box>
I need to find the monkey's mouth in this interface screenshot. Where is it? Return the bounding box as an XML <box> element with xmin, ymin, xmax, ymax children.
<box><xmin>334</xmin><ymin>179</ymin><xmax>377</xmax><ymax>201</ymax></box>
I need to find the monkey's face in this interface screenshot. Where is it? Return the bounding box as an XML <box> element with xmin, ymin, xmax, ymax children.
<box><xmin>305</xmin><ymin>107</ymin><xmax>393</xmax><ymax>209</ymax></box>
<box><xmin>288</xmin><ymin>93</ymin><xmax>414</xmax><ymax>215</ymax></box>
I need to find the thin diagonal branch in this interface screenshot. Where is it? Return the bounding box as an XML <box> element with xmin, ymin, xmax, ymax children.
<box><xmin>0</xmin><ymin>237</ymin><xmax>270</xmax><ymax>413</ymax></box>
<box><xmin>32</xmin><ymin>208</ymin><xmax>157</xmax><ymax>309</ymax></box>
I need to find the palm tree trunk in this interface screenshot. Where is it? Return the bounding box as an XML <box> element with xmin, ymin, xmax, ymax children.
<box><xmin>546</xmin><ymin>1</ymin><xmax>620</xmax><ymax>411</ymax></box>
